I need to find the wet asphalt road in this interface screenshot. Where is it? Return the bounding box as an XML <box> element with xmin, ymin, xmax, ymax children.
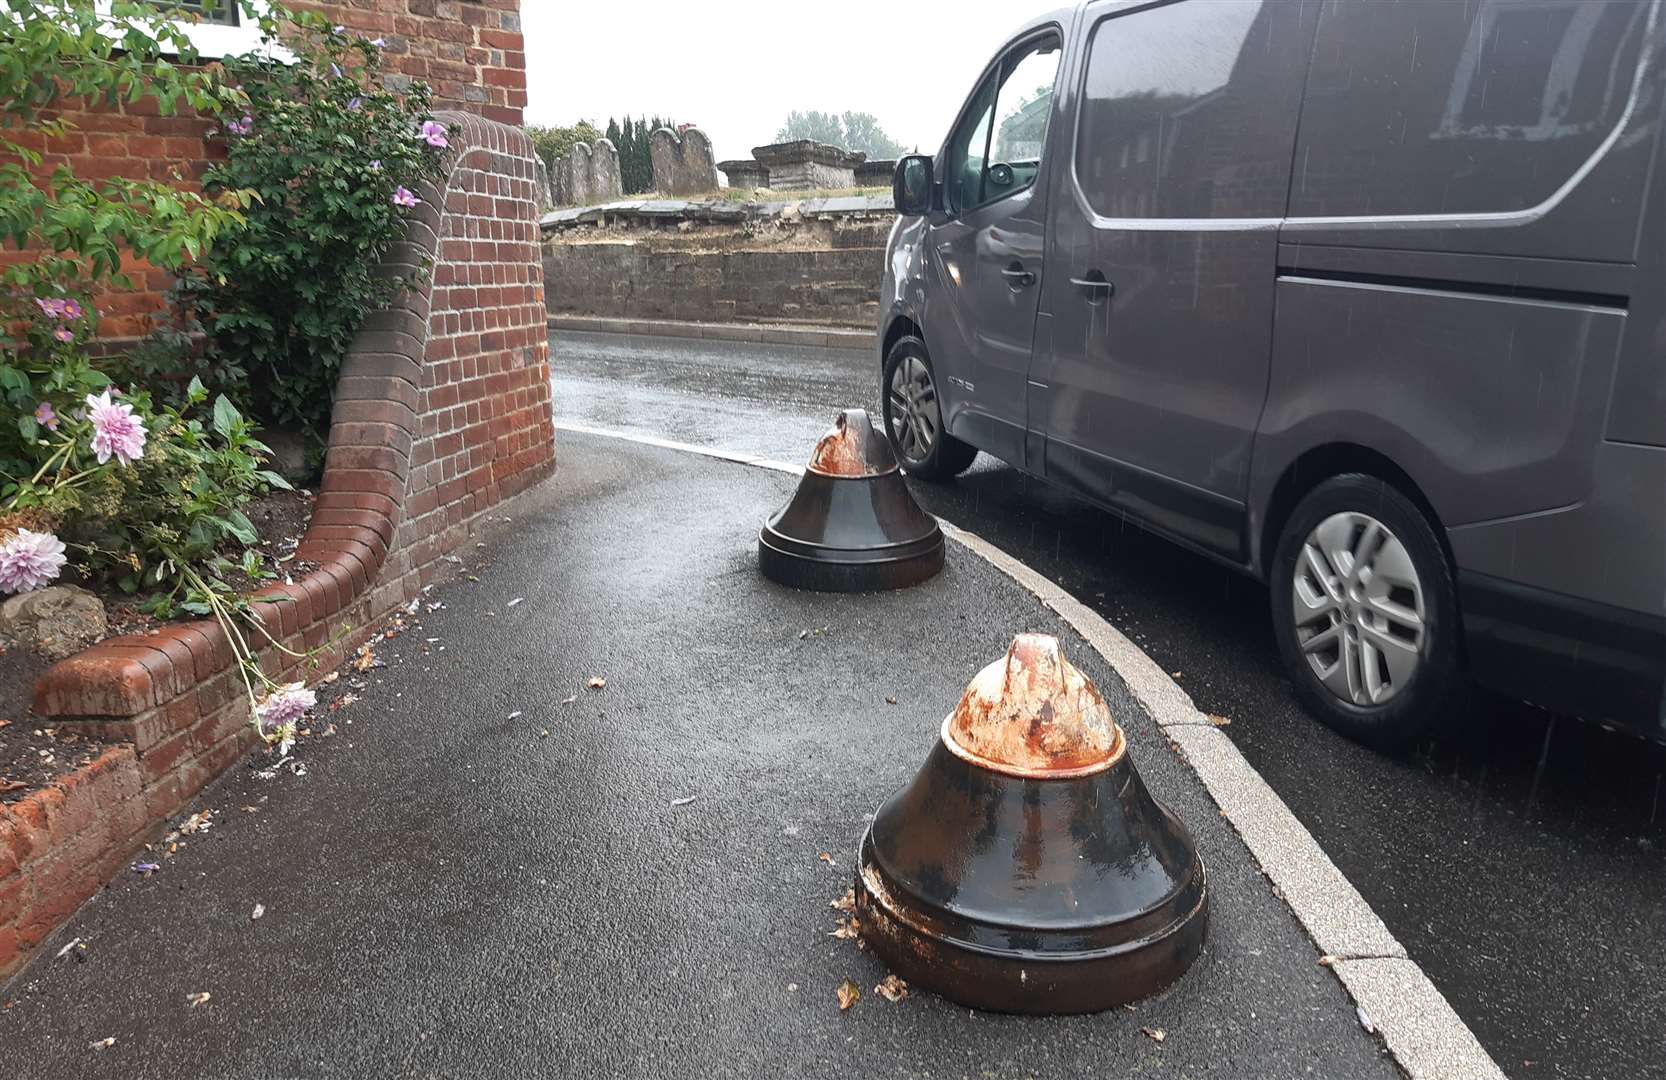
<box><xmin>552</xmin><ymin>328</ymin><xmax>1666</xmax><ymax>1080</ymax></box>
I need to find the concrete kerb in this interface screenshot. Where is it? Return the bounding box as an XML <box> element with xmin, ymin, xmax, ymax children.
<box><xmin>549</xmin><ymin>314</ymin><xmax>875</xmax><ymax>352</ymax></box>
<box><xmin>554</xmin><ymin>421</ymin><xmax>1508</xmax><ymax>1080</ymax></box>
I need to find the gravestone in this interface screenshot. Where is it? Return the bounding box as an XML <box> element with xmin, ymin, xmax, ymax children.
<box><xmin>649</xmin><ymin>127</ymin><xmax>720</xmax><ymax>196</ymax></box>
<box><xmin>750</xmin><ymin>140</ymin><xmax>865</xmax><ymax>190</ymax></box>
<box><xmin>552</xmin><ymin>139</ymin><xmax>622</xmax><ymax>207</ymax></box>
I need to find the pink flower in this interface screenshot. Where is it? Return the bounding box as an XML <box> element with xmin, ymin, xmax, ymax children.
<box><xmin>420</xmin><ymin>120</ymin><xmax>448</xmax><ymax>148</ymax></box>
<box><xmin>85</xmin><ymin>390</ymin><xmax>147</xmax><ymax>466</ymax></box>
<box><xmin>0</xmin><ymin>529</ymin><xmax>67</xmax><ymax>594</ymax></box>
<box><xmin>256</xmin><ymin>683</ymin><xmax>317</xmax><ymax>738</ymax></box>
<box><xmin>225</xmin><ymin>115</ymin><xmax>253</xmax><ymax>136</ymax></box>
<box><xmin>34</xmin><ymin>297</ymin><xmax>82</xmax><ymax>320</ymax></box>
<box><xmin>392</xmin><ymin>186</ymin><xmax>420</xmax><ymax>207</ymax></box>
<box><xmin>369</xmin><ymin>37</ymin><xmax>387</xmax><ymax>48</ymax></box>
<box><xmin>33</xmin><ymin>402</ymin><xmax>58</xmax><ymax>431</ymax></box>
<box><xmin>53</xmin><ymin>328</ymin><xmax>73</xmax><ymax>343</ymax></box>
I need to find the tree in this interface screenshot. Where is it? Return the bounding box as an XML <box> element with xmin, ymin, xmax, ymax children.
<box><xmin>774</xmin><ymin>110</ymin><xmax>907</xmax><ymax>159</ymax></box>
<box><xmin>838</xmin><ymin>112</ymin><xmax>906</xmax><ymax>159</ymax></box>
<box><xmin>525</xmin><ymin>121</ymin><xmax>603</xmax><ymax>173</ymax></box>
<box><xmin>606</xmin><ymin>114</ymin><xmax>674</xmax><ymax>195</ymax></box>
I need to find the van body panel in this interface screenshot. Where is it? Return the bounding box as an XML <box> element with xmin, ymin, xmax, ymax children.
<box><xmin>1033</xmin><ymin>0</ymin><xmax>1318</xmax><ymax>542</ymax></box>
<box><xmin>1256</xmin><ymin>277</ymin><xmax>1625</xmax><ymax>527</ymax></box>
<box><xmin>1283</xmin><ymin>0</ymin><xmax>1663</xmax><ymax>265</ymax></box>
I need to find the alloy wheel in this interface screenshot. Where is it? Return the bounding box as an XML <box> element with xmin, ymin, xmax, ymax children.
<box><xmin>888</xmin><ymin>354</ymin><xmax>940</xmax><ymax>464</ymax></box>
<box><xmin>1291</xmin><ymin>511</ymin><xmax>1426</xmax><ymax>707</ymax></box>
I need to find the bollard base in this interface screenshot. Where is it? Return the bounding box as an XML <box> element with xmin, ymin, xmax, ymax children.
<box><xmin>855</xmin><ymin>830</ymin><xmax>1209</xmax><ymax>1014</ymax></box>
<box><xmin>757</xmin><ymin>528</ymin><xmax>944</xmax><ymax>592</ymax></box>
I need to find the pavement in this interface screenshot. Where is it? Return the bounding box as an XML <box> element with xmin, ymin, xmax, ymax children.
<box><xmin>547</xmin><ymin>327</ymin><xmax>1666</xmax><ymax>1080</ymax></box>
<box><xmin>0</xmin><ymin>434</ymin><xmax>1400</xmax><ymax>1079</ymax></box>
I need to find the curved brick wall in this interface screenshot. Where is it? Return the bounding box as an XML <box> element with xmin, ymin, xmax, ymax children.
<box><xmin>1</xmin><ymin>111</ymin><xmax>554</xmax><ymax>977</ymax></box>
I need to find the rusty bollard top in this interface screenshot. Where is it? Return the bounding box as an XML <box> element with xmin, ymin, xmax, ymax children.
<box><xmin>806</xmin><ymin>408</ymin><xmax>897</xmax><ymax>478</ymax></box>
<box><xmin>942</xmin><ymin>633</ymin><xmax>1125</xmax><ymax>778</ymax></box>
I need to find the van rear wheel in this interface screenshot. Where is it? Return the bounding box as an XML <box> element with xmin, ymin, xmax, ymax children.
<box><xmin>882</xmin><ymin>336</ymin><xmax>978</xmax><ymax>481</ymax></box>
<box><xmin>1269</xmin><ymin>474</ymin><xmax>1461</xmax><ymax>750</ymax></box>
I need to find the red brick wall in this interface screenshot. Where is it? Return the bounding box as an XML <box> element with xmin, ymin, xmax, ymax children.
<box><xmin>0</xmin><ymin>111</ymin><xmax>554</xmax><ymax>979</ymax></box>
<box><xmin>4</xmin><ymin>0</ymin><xmax>527</xmax><ymax>342</ymax></box>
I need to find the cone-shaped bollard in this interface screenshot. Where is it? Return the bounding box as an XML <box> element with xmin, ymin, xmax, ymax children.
<box><xmin>758</xmin><ymin>408</ymin><xmax>944</xmax><ymax>592</ymax></box>
<box><xmin>854</xmin><ymin>633</ymin><xmax>1209</xmax><ymax>1014</ymax></box>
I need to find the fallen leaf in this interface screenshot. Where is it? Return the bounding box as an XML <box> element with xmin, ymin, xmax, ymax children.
<box><xmin>251</xmin><ymin>903</ymin><xmax>265</xmax><ymax>921</ymax></box>
<box><xmin>90</xmin><ymin>1037</ymin><xmax>115</xmax><ymax>1050</ymax></box>
<box><xmin>875</xmin><ymin>974</ymin><xmax>908</xmax><ymax>1002</ymax></box>
<box><xmin>351</xmin><ymin>644</ymin><xmax>380</xmax><ymax>673</ymax></box>
<box><xmin>560</xmin><ymin>695</ymin><xmax>577</xmax><ymax>705</ymax></box>
<box><xmin>818</xmin><ymin>852</ymin><xmax>835</xmax><ymax>866</ymax></box>
<box><xmin>1356</xmin><ymin>1006</ymin><xmax>1376</xmax><ymax>1034</ymax></box>
<box><xmin>1142</xmin><ymin>1027</ymin><xmax>1166</xmax><ymax>1043</ymax></box>
<box><xmin>829</xmin><ymin>916</ymin><xmax>859</xmax><ymax>941</ymax></box>
<box><xmin>187</xmin><ymin>992</ymin><xmax>211</xmax><ymax>1007</ymax></box>
<box><xmin>507</xmin><ymin>711</ymin><xmax>523</xmax><ymax>721</ymax></box>
<box><xmin>1170</xmin><ymin>671</ymin><xmax>1183</xmax><ymax>678</ymax></box>
<box><xmin>539</xmin><ymin>729</ymin><xmax>550</xmax><ymax>738</ymax></box>
<box><xmin>507</xmin><ymin>597</ymin><xmax>525</xmax><ymax>608</ymax></box>
<box><xmin>670</xmin><ymin>796</ymin><xmax>696</xmax><ymax>807</ymax></box>
<box><xmin>1205</xmin><ymin>714</ymin><xmax>1232</xmax><ymax>726</ymax></box>
<box><xmin>322</xmin><ymin>672</ymin><xmax>339</xmax><ymax>684</ymax></box>
<box><xmin>1317</xmin><ymin>954</ymin><xmax>1337</xmax><ymax>967</ymax></box>
<box><xmin>884</xmin><ymin>696</ymin><xmax>897</xmax><ymax>705</ymax></box>
<box><xmin>240</xmin><ymin>805</ymin><xmax>258</xmax><ymax>813</ymax></box>
<box><xmin>586</xmin><ymin>677</ymin><xmax>605</xmax><ymax>690</ymax></box>
<box><xmin>836</xmin><ymin>979</ymin><xmax>860</xmax><ymax>1011</ymax></box>
<box><xmin>54</xmin><ymin>937</ymin><xmax>81</xmax><ymax>960</ymax></box>
<box><xmin>786</xmin><ymin>982</ymin><xmax>799</xmax><ymax>993</ymax></box>
<box><xmin>830</xmin><ymin>888</ymin><xmax>855</xmax><ymax>913</ymax></box>
<box><xmin>798</xmin><ymin>629</ymin><xmax>809</xmax><ymax>640</ymax></box>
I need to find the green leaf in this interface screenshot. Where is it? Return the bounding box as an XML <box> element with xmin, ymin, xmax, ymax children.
<box><xmin>211</xmin><ymin>393</ymin><xmax>240</xmax><ymax>437</ymax></box>
<box><xmin>186</xmin><ymin>375</ymin><xmax>207</xmax><ymax>403</ymax></box>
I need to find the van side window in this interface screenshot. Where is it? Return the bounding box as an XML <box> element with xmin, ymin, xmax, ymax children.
<box><xmin>1073</xmin><ymin>1</ymin><xmax>1312</xmax><ymax>220</ymax></box>
<box><xmin>1290</xmin><ymin>0</ymin><xmax>1650</xmax><ymax>218</ymax></box>
<box><xmin>943</xmin><ymin>34</ymin><xmax>1061</xmax><ymax>215</ymax></box>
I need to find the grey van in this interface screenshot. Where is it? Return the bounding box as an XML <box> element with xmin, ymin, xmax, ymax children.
<box><xmin>879</xmin><ymin>0</ymin><xmax>1666</xmax><ymax>748</ymax></box>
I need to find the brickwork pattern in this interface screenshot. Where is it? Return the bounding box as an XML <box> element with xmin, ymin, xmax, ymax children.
<box><xmin>0</xmin><ymin>111</ymin><xmax>553</xmax><ymax>979</ymax></box>
<box><xmin>3</xmin><ymin>0</ymin><xmax>526</xmax><ymax>343</ymax></box>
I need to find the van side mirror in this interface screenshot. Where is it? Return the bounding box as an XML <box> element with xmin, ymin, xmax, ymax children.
<box><xmin>893</xmin><ymin>155</ymin><xmax>935</xmax><ymax>217</ymax></box>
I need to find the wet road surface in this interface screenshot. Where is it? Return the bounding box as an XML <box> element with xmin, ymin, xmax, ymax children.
<box><xmin>552</xmin><ymin>328</ymin><xmax>1666</xmax><ymax>1080</ymax></box>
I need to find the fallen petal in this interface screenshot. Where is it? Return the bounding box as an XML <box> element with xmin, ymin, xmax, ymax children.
<box><xmin>836</xmin><ymin>979</ymin><xmax>860</xmax><ymax>1011</ymax></box>
<box><xmin>1142</xmin><ymin>1027</ymin><xmax>1166</xmax><ymax>1043</ymax></box>
<box><xmin>875</xmin><ymin>974</ymin><xmax>908</xmax><ymax>1002</ymax></box>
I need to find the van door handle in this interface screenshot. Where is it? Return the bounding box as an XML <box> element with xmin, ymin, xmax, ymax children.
<box><xmin>1070</xmin><ymin>276</ymin><xmax>1115</xmax><ymax>297</ymax></box>
<box><xmin>1001</xmin><ymin>263</ymin><xmax>1036</xmax><ymax>287</ymax></box>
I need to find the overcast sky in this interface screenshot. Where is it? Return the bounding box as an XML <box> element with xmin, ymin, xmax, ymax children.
<box><xmin>522</xmin><ymin>0</ymin><xmax>1064</xmax><ymax>165</ymax></box>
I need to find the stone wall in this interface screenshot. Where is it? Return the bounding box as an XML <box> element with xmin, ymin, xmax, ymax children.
<box><xmin>2</xmin><ymin>112</ymin><xmax>554</xmax><ymax>980</ymax></box>
<box><xmin>855</xmin><ymin>159</ymin><xmax>897</xmax><ymax>188</ymax></box>
<box><xmin>551</xmin><ymin>139</ymin><xmax>622</xmax><ymax>206</ymax></box>
<box><xmin>545</xmin><ymin>245</ymin><xmax>881</xmax><ymax>327</ymax></box>
<box><xmin>648</xmin><ymin>127</ymin><xmax>720</xmax><ymax>196</ymax></box>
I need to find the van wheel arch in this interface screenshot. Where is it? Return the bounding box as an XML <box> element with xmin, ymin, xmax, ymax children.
<box><xmin>882</xmin><ymin>314</ymin><xmax>924</xmax><ymax>362</ymax></box>
<box><xmin>1259</xmin><ymin>444</ymin><xmax>1453</xmax><ymax>580</ymax></box>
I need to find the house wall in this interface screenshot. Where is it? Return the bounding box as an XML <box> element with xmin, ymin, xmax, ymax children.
<box><xmin>4</xmin><ymin>0</ymin><xmax>527</xmax><ymax>343</ymax></box>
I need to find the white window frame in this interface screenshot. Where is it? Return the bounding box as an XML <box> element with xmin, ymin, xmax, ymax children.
<box><xmin>94</xmin><ymin>0</ymin><xmax>288</xmax><ymax>61</ymax></box>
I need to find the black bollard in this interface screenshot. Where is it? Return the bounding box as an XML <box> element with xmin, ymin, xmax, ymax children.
<box><xmin>758</xmin><ymin>408</ymin><xmax>944</xmax><ymax>592</ymax></box>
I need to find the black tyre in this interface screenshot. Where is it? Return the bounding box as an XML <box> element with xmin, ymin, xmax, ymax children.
<box><xmin>1269</xmin><ymin>473</ymin><xmax>1461</xmax><ymax>750</ymax></box>
<box><xmin>881</xmin><ymin>335</ymin><xmax>978</xmax><ymax>481</ymax></box>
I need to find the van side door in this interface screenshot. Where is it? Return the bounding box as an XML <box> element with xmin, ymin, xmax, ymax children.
<box><xmin>918</xmin><ymin>29</ymin><xmax>1065</xmax><ymax>466</ymax></box>
<box><xmin>1030</xmin><ymin>0</ymin><xmax>1318</xmax><ymax>561</ymax></box>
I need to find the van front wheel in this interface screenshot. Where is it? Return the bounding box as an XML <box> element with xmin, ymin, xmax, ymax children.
<box><xmin>882</xmin><ymin>336</ymin><xmax>978</xmax><ymax>480</ymax></box>
<box><xmin>1269</xmin><ymin>474</ymin><xmax>1461</xmax><ymax>750</ymax></box>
